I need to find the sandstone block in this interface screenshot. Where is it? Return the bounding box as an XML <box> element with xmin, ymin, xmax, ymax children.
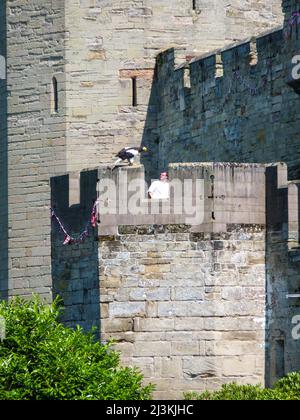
<box><xmin>144</xmin><ymin>264</ymin><xmax>171</xmax><ymax>274</ymax></box>
<box><xmin>133</xmin><ymin>318</ymin><xmax>175</xmax><ymax>332</ymax></box>
<box><xmin>171</xmin><ymin>342</ymin><xmax>199</xmax><ymax>356</ymax></box>
<box><xmin>129</xmin><ymin>287</ymin><xmax>170</xmax><ymax>301</ymax></box>
<box><xmin>223</xmin><ymin>356</ymin><xmax>257</xmax><ymax>376</ymax></box>
<box><xmin>182</xmin><ymin>357</ymin><xmax>223</xmax><ymax>379</ymax></box>
<box><xmin>109</xmin><ymin>302</ymin><xmax>146</xmax><ymax>318</ymax></box>
<box><xmin>133</xmin><ymin>341</ymin><xmax>171</xmax><ymax>357</ymax></box>
<box><xmin>102</xmin><ymin>318</ymin><xmax>133</xmax><ymax>333</ymax></box>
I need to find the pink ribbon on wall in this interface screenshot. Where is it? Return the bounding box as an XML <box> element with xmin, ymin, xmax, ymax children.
<box><xmin>90</xmin><ymin>204</ymin><xmax>98</xmax><ymax>228</ymax></box>
<box><xmin>51</xmin><ymin>200</ymin><xmax>99</xmax><ymax>245</ymax></box>
<box><xmin>223</xmin><ymin>60</ymin><xmax>273</xmax><ymax>104</ymax></box>
<box><xmin>284</xmin><ymin>11</ymin><xmax>300</xmax><ymax>39</ymax></box>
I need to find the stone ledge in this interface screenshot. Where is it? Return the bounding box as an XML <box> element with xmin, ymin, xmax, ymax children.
<box><xmin>98</xmin><ymin>223</ymin><xmax>266</xmax><ymax>240</ymax></box>
<box><xmin>226</xmin><ymin>224</ymin><xmax>265</xmax><ymax>233</ymax></box>
<box><xmin>118</xmin><ymin>224</ymin><xmax>191</xmax><ymax>235</ymax></box>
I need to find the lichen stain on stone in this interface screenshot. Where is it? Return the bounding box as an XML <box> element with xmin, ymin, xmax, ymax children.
<box><xmin>257</xmin><ymin>129</ymin><xmax>266</xmax><ymax>144</ymax></box>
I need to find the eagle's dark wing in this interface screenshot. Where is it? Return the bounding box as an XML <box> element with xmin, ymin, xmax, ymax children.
<box><xmin>116</xmin><ymin>149</ymin><xmax>134</xmax><ymax>160</ymax></box>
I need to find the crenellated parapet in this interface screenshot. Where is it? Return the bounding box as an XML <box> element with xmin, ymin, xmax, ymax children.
<box><xmin>156</xmin><ymin>26</ymin><xmax>285</xmax><ymax>110</ymax></box>
<box><xmin>50</xmin><ymin>162</ymin><xmax>300</xmax><ymax>248</ymax></box>
<box><xmin>51</xmin><ymin>163</ymin><xmax>268</xmax><ymax>238</ymax></box>
<box><xmin>50</xmin><ymin>159</ymin><xmax>300</xmax><ymax>393</ymax></box>
<box><xmin>50</xmin><ymin>162</ymin><xmax>270</xmax><ymax>395</ymax></box>
<box><xmin>153</xmin><ymin>24</ymin><xmax>300</xmax><ymax>179</ymax></box>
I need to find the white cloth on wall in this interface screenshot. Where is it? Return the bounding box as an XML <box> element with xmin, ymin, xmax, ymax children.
<box><xmin>148</xmin><ymin>180</ymin><xmax>169</xmax><ymax>199</ymax></box>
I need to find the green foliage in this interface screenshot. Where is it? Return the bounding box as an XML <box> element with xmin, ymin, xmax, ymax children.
<box><xmin>274</xmin><ymin>372</ymin><xmax>300</xmax><ymax>398</ymax></box>
<box><xmin>0</xmin><ymin>296</ymin><xmax>154</xmax><ymax>400</ymax></box>
<box><xmin>184</xmin><ymin>374</ymin><xmax>300</xmax><ymax>400</ymax></box>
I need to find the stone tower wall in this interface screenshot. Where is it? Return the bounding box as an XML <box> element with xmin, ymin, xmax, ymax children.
<box><xmin>50</xmin><ymin>161</ymin><xmax>300</xmax><ymax>397</ymax></box>
<box><xmin>265</xmin><ymin>163</ymin><xmax>300</xmax><ymax>386</ymax></box>
<box><xmin>51</xmin><ymin>163</ymin><xmax>268</xmax><ymax>398</ymax></box>
<box><xmin>63</xmin><ymin>0</ymin><xmax>283</xmax><ymax>173</ymax></box>
<box><xmin>0</xmin><ymin>1</ymin><xmax>285</xmax><ymax>298</ymax></box>
<box><xmin>0</xmin><ymin>1</ymin><xmax>8</xmax><ymax>298</ymax></box>
<box><xmin>152</xmin><ymin>25</ymin><xmax>300</xmax><ymax>179</ymax></box>
<box><xmin>2</xmin><ymin>0</ymin><xmax>300</xmax><ymax>398</ymax></box>
<box><xmin>99</xmin><ymin>224</ymin><xmax>266</xmax><ymax>399</ymax></box>
<box><xmin>1</xmin><ymin>0</ymin><xmax>66</xmax><ymax>299</ymax></box>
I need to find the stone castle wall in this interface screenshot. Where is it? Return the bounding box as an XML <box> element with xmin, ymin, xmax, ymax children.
<box><xmin>0</xmin><ymin>0</ymin><xmax>285</xmax><ymax>299</ymax></box>
<box><xmin>99</xmin><ymin>224</ymin><xmax>266</xmax><ymax>399</ymax></box>
<box><xmin>50</xmin><ymin>161</ymin><xmax>300</xmax><ymax>396</ymax></box>
<box><xmin>0</xmin><ymin>1</ymin><xmax>8</xmax><ymax>298</ymax></box>
<box><xmin>265</xmin><ymin>163</ymin><xmax>300</xmax><ymax>386</ymax></box>
<box><xmin>63</xmin><ymin>0</ymin><xmax>283</xmax><ymax>173</ymax></box>
<box><xmin>51</xmin><ymin>163</ymin><xmax>267</xmax><ymax>398</ymax></box>
<box><xmin>0</xmin><ymin>0</ymin><xmax>67</xmax><ymax>299</ymax></box>
<box><xmin>2</xmin><ymin>0</ymin><xmax>300</xmax><ymax>398</ymax></box>
<box><xmin>51</xmin><ymin>169</ymin><xmax>100</xmax><ymax>333</ymax></box>
<box><xmin>151</xmin><ymin>26</ymin><xmax>300</xmax><ymax>179</ymax></box>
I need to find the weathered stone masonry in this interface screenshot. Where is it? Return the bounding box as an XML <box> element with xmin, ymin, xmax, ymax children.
<box><xmin>2</xmin><ymin>0</ymin><xmax>300</xmax><ymax>399</ymax></box>
<box><xmin>51</xmin><ymin>169</ymin><xmax>100</xmax><ymax>333</ymax></box>
<box><xmin>0</xmin><ymin>0</ymin><xmax>284</xmax><ymax>300</ymax></box>
<box><xmin>151</xmin><ymin>24</ymin><xmax>300</xmax><ymax>179</ymax></box>
<box><xmin>99</xmin><ymin>224</ymin><xmax>266</xmax><ymax>399</ymax></box>
<box><xmin>63</xmin><ymin>0</ymin><xmax>283</xmax><ymax>173</ymax></box>
<box><xmin>51</xmin><ymin>160</ymin><xmax>300</xmax><ymax>397</ymax></box>
<box><xmin>0</xmin><ymin>0</ymin><xmax>67</xmax><ymax>300</ymax></box>
<box><xmin>50</xmin><ymin>161</ymin><xmax>300</xmax><ymax>398</ymax></box>
<box><xmin>0</xmin><ymin>1</ymin><xmax>8</xmax><ymax>298</ymax></box>
<box><xmin>265</xmin><ymin>163</ymin><xmax>300</xmax><ymax>386</ymax></box>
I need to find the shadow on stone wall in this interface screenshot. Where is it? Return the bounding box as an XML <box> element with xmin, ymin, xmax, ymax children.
<box><xmin>51</xmin><ymin>170</ymin><xmax>100</xmax><ymax>336</ymax></box>
<box><xmin>265</xmin><ymin>165</ymin><xmax>300</xmax><ymax>386</ymax></box>
<box><xmin>140</xmin><ymin>62</ymin><xmax>159</xmax><ymax>185</ymax></box>
<box><xmin>140</xmin><ymin>26</ymin><xmax>300</xmax><ymax>181</ymax></box>
<box><xmin>0</xmin><ymin>0</ymin><xmax>8</xmax><ymax>300</ymax></box>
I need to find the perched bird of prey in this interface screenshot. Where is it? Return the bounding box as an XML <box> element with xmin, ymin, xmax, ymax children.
<box><xmin>111</xmin><ymin>146</ymin><xmax>149</xmax><ymax>169</ymax></box>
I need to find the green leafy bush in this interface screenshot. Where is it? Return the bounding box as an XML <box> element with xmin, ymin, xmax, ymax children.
<box><xmin>0</xmin><ymin>296</ymin><xmax>154</xmax><ymax>400</ymax></box>
<box><xmin>184</xmin><ymin>374</ymin><xmax>300</xmax><ymax>400</ymax></box>
<box><xmin>274</xmin><ymin>372</ymin><xmax>300</xmax><ymax>398</ymax></box>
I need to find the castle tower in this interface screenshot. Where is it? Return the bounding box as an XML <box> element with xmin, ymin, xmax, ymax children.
<box><xmin>2</xmin><ymin>0</ymin><xmax>300</xmax><ymax>398</ymax></box>
<box><xmin>63</xmin><ymin>0</ymin><xmax>284</xmax><ymax>173</ymax></box>
<box><xmin>0</xmin><ymin>1</ymin><xmax>284</xmax><ymax>298</ymax></box>
<box><xmin>0</xmin><ymin>1</ymin><xmax>66</xmax><ymax>300</ymax></box>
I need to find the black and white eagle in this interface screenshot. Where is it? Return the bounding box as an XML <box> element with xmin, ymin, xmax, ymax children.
<box><xmin>112</xmin><ymin>146</ymin><xmax>148</xmax><ymax>169</ymax></box>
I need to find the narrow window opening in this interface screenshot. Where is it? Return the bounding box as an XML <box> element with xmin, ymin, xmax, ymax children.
<box><xmin>192</xmin><ymin>0</ymin><xmax>197</xmax><ymax>10</ymax></box>
<box><xmin>132</xmin><ymin>77</ymin><xmax>137</xmax><ymax>107</ymax></box>
<box><xmin>52</xmin><ymin>76</ymin><xmax>58</xmax><ymax>114</ymax></box>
